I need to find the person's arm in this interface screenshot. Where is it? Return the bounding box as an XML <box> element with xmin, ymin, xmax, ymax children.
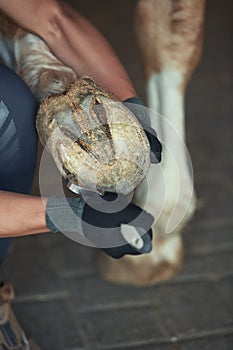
<box><xmin>0</xmin><ymin>190</ymin><xmax>154</xmax><ymax>259</ymax></box>
<box><xmin>0</xmin><ymin>191</ymin><xmax>48</xmax><ymax>237</ymax></box>
<box><xmin>0</xmin><ymin>0</ymin><xmax>136</xmax><ymax>100</ymax></box>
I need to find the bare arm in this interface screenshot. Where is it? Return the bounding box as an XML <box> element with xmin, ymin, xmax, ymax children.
<box><xmin>0</xmin><ymin>0</ymin><xmax>136</xmax><ymax>100</ymax></box>
<box><xmin>0</xmin><ymin>191</ymin><xmax>49</xmax><ymax>237</ymax></box>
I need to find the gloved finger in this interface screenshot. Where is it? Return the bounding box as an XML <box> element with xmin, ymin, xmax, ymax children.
<box><xmin>131</xmin><ymin>115</ymin><xmax>162</xmax><ymax>163</ymax></box>
<box><xmin>123</xmin><ymin>97</ymin><xmax>151</xmax><ymax>126</ymax></box>
<box><xmin>143</xmin><ymin>127</ymin><xmax>162</xmax><ymax>163</ymax></box>
<box><xmin>101</xmin><ymin>228</ymin><xmax>153</xmax><ymax>259</ymax></box>
<box><xmin>81</xmin><ymin>190</ymin><xmax>134</xmax><ymax>223</ymax></box>
<box><xmin>123</xmin><ymin>97</ymin><xmax>162</xmax><ymax>164</ymax></box>
<box><xmin>81</xmin><ymin>191</ymin><xmax>154</xmax><ymax>239</ymax></box>
<box><xmin>80</xmin><ymin>190</ymin><xmax>154</xmax><ymax>257</ymax></box>
<box><xmin>120</xmin><ymin>202</ymin><xmax>154</xmax><ymax>229</ymax></box>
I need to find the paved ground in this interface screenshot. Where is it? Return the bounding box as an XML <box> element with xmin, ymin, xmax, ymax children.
<box><xmin>1</xmin><ymin>0</ymin><xmax>233</xmax><ymax>349</ymax></box>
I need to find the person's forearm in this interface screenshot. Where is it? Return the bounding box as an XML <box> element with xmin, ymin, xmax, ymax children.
<box><xmin>40</xmin><ymin>2</ymin><xmax>136</xmax><ymax>100</ymax></box>
<box><xmin>0</xmin><ymin>191</ymin><xmax>49</xmax><ymax>237</ymax></box>
<box><xmin>0</xmin><ymin>0</ymin><xmax>136</xmax><ymax>99</ymax></box>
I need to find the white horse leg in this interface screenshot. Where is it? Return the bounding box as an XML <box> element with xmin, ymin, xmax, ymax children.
<box><xmin>97</xmin><ymin>0</ymin><xmax>206</xmax><ymax>285</ymax></box>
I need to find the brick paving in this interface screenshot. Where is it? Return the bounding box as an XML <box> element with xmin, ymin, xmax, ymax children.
<box><xmin>1</xmin><ymin>0</ymin><xmax>233</xmax><ymax>349</ymax></box>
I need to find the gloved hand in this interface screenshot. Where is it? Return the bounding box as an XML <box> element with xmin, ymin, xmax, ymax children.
<box><xmin>46</xmin><ymin>191</ymin><xmax>154</xmax><ymax>259</ymax></box>
<box><xmin>123</xmin><ymin>97</ymin><xmax>162</xmax><ymax>164</ymax></box>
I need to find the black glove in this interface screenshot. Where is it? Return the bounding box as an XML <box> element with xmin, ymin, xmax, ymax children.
<box><xmin>123</xmin><ymin>97</ymin><xmax>162</xmax><ymax>164</ymax></box>
<box><xmin>46</xmin><ymin>191</ymin><xmax>154</xmax><ymax>259</ymax></box>
<box><xmin>81</xmin><ymin>191</ymin><xmax>153</xmax><ymax>258</ymax></box>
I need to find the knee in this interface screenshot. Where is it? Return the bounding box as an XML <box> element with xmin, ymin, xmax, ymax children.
<box><xmin>0</xmin><ymin>65</ymin><xmax>38</xmax><ymax>170</ymax></box>
<box><xmin>0</xmin><ymin>66</ymin><xmax>38</xmax><ymax>194</ymax></box>
<box><xmin>0</xmin><ymin>64</ymin><xmax>38</xmax><ymax>142</ymax></box>
<box><xmin>0</xmin><ymin>65</ymin><xmax>38</xmax><ymax>125</ymax></box>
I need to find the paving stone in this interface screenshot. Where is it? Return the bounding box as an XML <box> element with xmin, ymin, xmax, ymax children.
<box><xmin>184</xmin><ymin>226</ymin><xmax>233</xmax><ymax>254</ymax></box>
<box><xmin>65</xmin><ymin>277</ymin><xmax>233</xmax><ymax>343</ymax></box>
<box><xmin>61</xmin><ymin>232</ymin><xmax>232</xmax><ymax>312</ymax></box>
<box><xmin>2</xmin><ymin>240</ymin><xmax>63</xmax><ymax>297</ymax></box>
<box><xmin>62</xmin><ymin>272</ymin><xmax>161</xmax><ymax>310</ymax></box>
<box><xmin>103</xmin><ymin>343</ymin><xmax>182</xmax><ymax>350</ymax></box>
<box><xmin>193</xmin><ymin>168</ymin><xmax>232</xmax><ymax>186</ymax></box>
<box><xmin>78</xmin><ymin>307</ymin><xmax>170</xmax><ymax>349</ymax></box>
<box><xmin>8</xmin><ymin>234</ymin><xmax>45</xmax><ymax>251</ymax></box>
<box><xmin>13</xmin><ymin>300</ymin><xmax>84</xmax><ymax>350</ymax></box>
<box><xmin>190</xmin><ymin>195</ymin><xmax>233</xmax><ymax>226</ymax></box>
<box><xmin>180</xmin><ymin>251</ymin><xmax>233</xmax><ymax>279</ymax></box>
<box><xmin>214</xmin><ymin>278</ymin><xmax>233</xmax><ymax>315</ymax></box>
<box><xmin>39</xmin><ymin>232</ymin><xmax>94</xmax><ymax>276</ymax></box>
<box><xmin>181</xmin><ymin>334</ymin><xmax>233</xmax><ymax>350</ymax></box>
<box><xmin>156</xmin><ymin>282</ymin><xmax>233</xmax><ymax>337</ymax></box>
<box><xmin>195</xmin><ymin>180</ymin><xmax>231</xmax><ymax>201</ymax></box>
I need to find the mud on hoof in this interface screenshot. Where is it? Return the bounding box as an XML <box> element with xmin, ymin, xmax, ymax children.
<box><xmin>96</xmin><ymin>234</ymin><xmax>183</xmax><ymax>286</ymax></box>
